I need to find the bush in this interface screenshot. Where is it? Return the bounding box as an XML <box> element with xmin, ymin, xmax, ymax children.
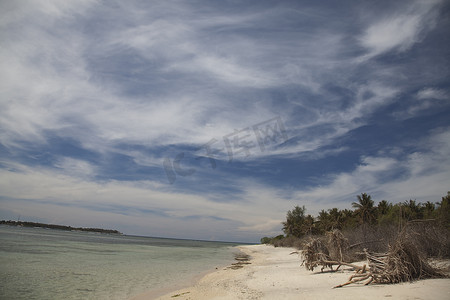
<box><xmin>262</xmin><ymin>192</ymin><xmax>450</xmax><ymax>259</ymax></box>
<box><xmin>260</xmin><ymin>235</ymin><xmax>284</xmax><ymax>245</ymax></box>
<box><xmin>272</xmin><ymin>235</ymin><xmax>304</xmax><ymax>249</ymax></box>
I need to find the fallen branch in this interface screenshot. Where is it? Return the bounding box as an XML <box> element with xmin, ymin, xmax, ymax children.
<box><xmin>335</xmin><ymin>238</ymin><xmax>446</xmax><ymax>288</ymax></box>
<box><xmin>320</xmin><ymin>260</ymin><xmax>366</xmax><ymax>272</ymax></box>
<box><xmin>349</xmin><ymin>239</ymin><xmax>384</xmax><ymax>249</ymax></box>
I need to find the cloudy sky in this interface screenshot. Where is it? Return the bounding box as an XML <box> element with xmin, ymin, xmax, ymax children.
<box><xmin>1</xmin><ymin>0</ymin><xmax>449</xmax><ymax>242</ymax></box>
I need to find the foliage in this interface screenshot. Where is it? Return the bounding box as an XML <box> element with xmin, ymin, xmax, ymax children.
<box><xmin>0</xmin><ymin>220</ymin><xmax>122</xmax><ymax>234</ymax></box>
<box><xmin>265</xmin><ymin>192</ymin><xmax>450</xmax><ymax>258</ymax></box>
<box><xmin>352</xmin><ymin>193</ymin><xmax>376</xmax><ymax>225</ymax></box>
<box><xmin>282</xmin><ymin>205</ymin><xmax>308</xmax><ymax>238</ymax></box>
<box><xmin>437</xmin><ymin>191</ymin><xmax>450</xmax><ymax>228</ymax></box>
<box><xmin>260</xmin><ymin>235</ymin><xmax>284</xmax><ymax>245</ymax></box>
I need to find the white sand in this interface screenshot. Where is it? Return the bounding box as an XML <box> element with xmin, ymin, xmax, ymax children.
<box><xmin>134</xmin><ymin>244</ymin><xmax>450</xmax><ymax>300</ymax></box>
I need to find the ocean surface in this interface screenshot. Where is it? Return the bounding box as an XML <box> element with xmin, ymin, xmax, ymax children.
<box><xmin>0</xmin><ymin>225</ymin><xmax>240</xmax><ymax>300</ymax></box>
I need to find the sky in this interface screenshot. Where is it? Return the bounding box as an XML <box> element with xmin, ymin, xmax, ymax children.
<box><xmin>0</xmin><ymin>0</ymin><xmax>449</xmax><ymax>243</ymax></box>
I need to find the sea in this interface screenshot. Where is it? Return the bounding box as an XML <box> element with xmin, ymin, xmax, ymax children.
<box><xmin>0</xmin><ymin>225</ymin><xmax>241</xmax><ymax>300</ymax></box>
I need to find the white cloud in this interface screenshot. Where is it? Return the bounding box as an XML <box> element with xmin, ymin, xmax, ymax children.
<box><xmin>0</xmin><ymin>0</ymin><xmax>289</xmax><ymax>156</ymax></box>
<box><xmin>169</xmin><ymin>55</ymin><xmax>278</xmax><ymax>88</ymax></box>
<box><xmin>417</xmin><ymin>88</ymin><xmax>449</xmax><ymax>100</ymax></box>
<box><xmin>2</xmin><ymin>125</ymin><xmax>449</xmax><ymax>241</ymax></box>
<box><xmin>53</xmin><ymin>157</ymin><xmax>96</xmax><ymax>178</ymax></box>
<box><xmin>361</xmin><ymin>15</ymin><xmax>421</xmax><ymax>55</ymax></box>
<box><xmin>358</xmin><ymin>0</ymin><xmax>441</xmax><ymax>60</ymax></box>
<box><xmin>0</xmin><ymin>0</ymin><xmax>406</xmax><ymax>162</ymax></box>
<box><xmin>293</xmin><ymin>128</ymin><xmax>450</xmax><ymax>213</ymax></box>
<box><xmin>334</xmin><ymin>82</ymin><xmax>399</xmax><ymax>122</ymax></box>
<box><xmin>393</xmin><ymin>87</ymin><xmax>449</xmax><ymax>119</ymax></box>
<box><xmin>237</xmin><ymin>219</ymin><xmax>282</xmax><ymax>235</ymax></box>
<box><xmin>0</xmin><ymin>161</ymin><xmax>291</xmax><ymax>241</ymax></box>
<box><xmin>0</xmin><ymin>1</ymin><xmax>448</xmax><ymax>242</ymax></box>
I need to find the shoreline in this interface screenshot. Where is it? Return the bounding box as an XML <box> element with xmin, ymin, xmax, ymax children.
<box><xmin>129</xmin><ymin>246</ymin><xmax>245</xmax><ymax>300</ymax></box>
<box><xmin>140</xmin><ymin>244</ymin><xmax>450</xmax><ymax>300</ymax></box>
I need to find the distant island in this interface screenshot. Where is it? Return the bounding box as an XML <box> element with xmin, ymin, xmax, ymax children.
<box><xmin>0</xmin><ymin>220</ymin><xmax>122</xmax><ymax>234</ymax></box>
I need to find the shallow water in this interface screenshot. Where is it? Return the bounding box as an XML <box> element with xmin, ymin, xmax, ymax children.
<box><xmin>0</xmin><ymin>225</ymin><xmax>238</xmax><ymax>300</ymax></box>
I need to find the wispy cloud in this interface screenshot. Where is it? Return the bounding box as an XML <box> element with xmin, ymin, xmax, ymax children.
<box><xmin>358</xmin><ymin>0</ymin><xmax>442</xmax><ymax>60</ymax></box>
<box><xmin>1</xmin><ymin>0</ymin><xmax>449</xmax><ymax>242</ymax></box>
<box><xmin>293</xmin><ymin>127</ymin><xmax>450</xmax><ymax>212</ymax></box>
<box><xmin>417</xmin><ymin>87</ymin><xmax>449</xmax><ymax>100</ymax></box>
<box><xmin>1</xmin><ymin>126</ymin><xmax>449</xmax><ymax>240</ymax></box>
<box><xmin>0</xmin><ymin>161</ymin><xmax>293</xmax><ymax>241</ymax></box>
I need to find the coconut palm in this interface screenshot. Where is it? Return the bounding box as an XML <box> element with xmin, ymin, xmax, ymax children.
<box><xmin>328</xmin><ymin>207</ymin><xmax>344</xmax><ymax>230</ymax></box>
<box><xmin>352</xmin><ymin>193</ymin><xmax>376</xmax><ymax>225</ymax></box>
<box><xmin>317</xmin><ymin>209</ymin><xmax>331</xmax><ymax>233</ymax></box>
<box><xmin>377</xmin><ymin>200</ymin><xmax>391</xmax><ymax>216</ymax></box>
<box><xmin>423</xmin><ymin>201</ymin><xmax>435</xmax><ymax>219</ymax></box>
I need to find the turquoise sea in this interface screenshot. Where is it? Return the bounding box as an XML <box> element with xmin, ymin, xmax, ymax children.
<box><xmin>0</xmin><ymin>225</ymin><xmax>239</xmax><ymax>300</ymax></box>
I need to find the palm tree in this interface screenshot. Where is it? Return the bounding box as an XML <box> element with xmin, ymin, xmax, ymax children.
<box><xmin>352</xmin><ymin>193</ymin><xmax>376</xmax><ymax>242</ymax></box>
<box><xmin>402</xmin><ymin>199</ymin><xmax>423</xmax><ymax>220</ymax></box>
<box><xmin>303</xmin><ymin>214</ymin><xmax>316</xmax><ymax>235</ymax></box>
<box><xmin>352</xmin><ymin>193</ymin><xmax>376</xmax><ymax>225</ymax></box>
<box><xmin>328</xmin><ymin>207</ymin><xmax>343</xmax><ymax>230</ymax></box>
<box><xmin>423</xmin><ymin>201</ymin><xmax>435</xmax><ymax>219</ymax></box>
<box><xmin>436</xmin><ymin>191</ymin><xmax>450</xmax><ymax>227</ymax></box>
<box><xmin>341</xmin><ymin>209</ymin><xmax>356</xmax><ymax>229</ymax></box>
<box><xmin>318</xmin><ymin>209</ymin><xmax>331</xmax><ymax>233</ymax></box>
<box><xmin>377</xmin><ymin>200</ymin><xmax>391</xmax><ymax>216</ymax></box>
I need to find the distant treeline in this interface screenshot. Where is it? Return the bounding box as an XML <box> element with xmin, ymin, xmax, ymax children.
<box><xmin>261</xmin><ymin>191</ymin><xmax>450</xmax><ymax>244</ymax></box>
<box><xmin>0</xmin><ymin>220</ymin><xmax>122</xmax><ymax>234</ymax></box>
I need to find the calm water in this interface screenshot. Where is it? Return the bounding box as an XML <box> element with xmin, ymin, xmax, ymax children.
<box><xmin>0</xmin><ymin>226</ymin><xmax>239</xmax><ymax>300</ymax></box>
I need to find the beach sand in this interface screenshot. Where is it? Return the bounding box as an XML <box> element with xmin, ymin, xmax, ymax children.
<box><xmin>134</xmin><ymin>244</ymin><xmax>450</xmax><ymax>300</ymax></box>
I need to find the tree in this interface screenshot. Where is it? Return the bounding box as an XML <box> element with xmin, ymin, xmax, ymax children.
<box><xmin>352</xmin><ymin>193</ymin><xmax>376</xmax><ymax>225</ymax></box>
<box><xmin>341</xmin><ymin>209</ymin><xmax>357</xmax><ymax>229</ymax></box>
<box><xmin>376</xmin><ymin>200</ymin><xmax>392</xmax><ymax>224</ymax></box>
<box><xmin>423</xmin><ymin>201</ymin><xmax>435</xmax><ymax>219</ymax></box>
<box><xmin>317</xmin><ymin>209</ymin><xmax>331</xmax><ymax>233</ymax></box>
<box><xmin>401</xmin><ymin>199</ymin><xmax>423</xmax><ymax>220</ymax></box>
<box><xmin>260</xmin><ymin>237</ymin><xmax>272</xmax><ymax>244</ymax></box>
<box><xmin>377</xmin><ymin>200</ymin><xmax>391</xmax><ymax>215</ymax></box>
<box><xmin>436</xmin><ymin>191</ymin><xmax>450</xmax><ymax>228</ymax></box>
<box><xmin>328</xmin><ymin>207</ymin><xmax>344</xmax><ymax>230</ymax></box>
<box><xmin>304</xmin><ymin>214</ymin><xmax>318</xmax><ymax>235</ymax></box>
<box><xmin>282</xmin><ymin>205</ymin><xmax>307</xmax><ymax>237</ymax></box>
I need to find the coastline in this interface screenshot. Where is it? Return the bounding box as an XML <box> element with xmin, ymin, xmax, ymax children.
<box><xmin>139</xmin><ymin>244</ymin><xmax>450</xmax><ymax>300</ymax></box>
<box><xmin>129</xmin><ymin>246</ymin><xmax>244</xmax><ymax>300</ymax></box>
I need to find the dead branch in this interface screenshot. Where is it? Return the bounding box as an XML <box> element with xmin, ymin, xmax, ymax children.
<box><xmin>349</xmin><ymin>239</ymin><xmax>384</xmax><ymax>249</ymax></box>
<box><xmin>335</xmin><ymin>237</ymin><xmax>446</xmax><ymax>288</ymax></box>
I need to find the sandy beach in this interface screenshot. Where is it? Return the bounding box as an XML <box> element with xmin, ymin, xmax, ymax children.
<box><xmin>133</xmin><ymin>244</ymin><xmax>450</xmax><ymax>300</ymax></box>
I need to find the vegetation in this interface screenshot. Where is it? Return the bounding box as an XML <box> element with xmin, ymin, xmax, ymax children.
<box><xmin>0</xmin><ymin>220</ymin><xmax>122</xmax><ymax>234</ymax></box>
<box><xmin>259</xmin><ymin>192</ymin><xmax>450</xmax><ymax>288</ymax></box>
<box><xmin>261</xmin><ymin>192</ymin><xmax>450</xmax><ymax>258</ymax></box>
<box><xmin>334</xmin><ymin>235</ymin><xmax>445</xmax><ymax>288</ymax></box>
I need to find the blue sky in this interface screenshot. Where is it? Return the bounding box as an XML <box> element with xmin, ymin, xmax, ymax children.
<box><xmin>1</xmin><ymin>0</ymin><xmax>449</xmax><ymax>243</ymax></box>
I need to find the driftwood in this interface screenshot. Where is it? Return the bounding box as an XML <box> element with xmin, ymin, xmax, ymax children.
<box><xmin>301</xmin><ymin>238</ymin><xmax>332</xmax><ymax>272</ymax></box>
<box><xmin>327</xmin><ymin>229</ymin><xmax>349</xmax><ymax>262</ymax></box>
<box><xmin>300</xmin><ymin>228</ymin><xmax>446</xmax><ymax>288</ymax></box>
<box><xmin>334</xmin><ymin>238</ymin><xmax>445</xmax><ymax>288</ymax></box>
<box><xmin>301</xmin><ymin>230</ymin><xmax>360</xmax><ymax>272</ymax></box>
<box><xmin>349</xmin><ymin>239</ymin><xmax>384</xmax><ymax>249</ymax></box>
